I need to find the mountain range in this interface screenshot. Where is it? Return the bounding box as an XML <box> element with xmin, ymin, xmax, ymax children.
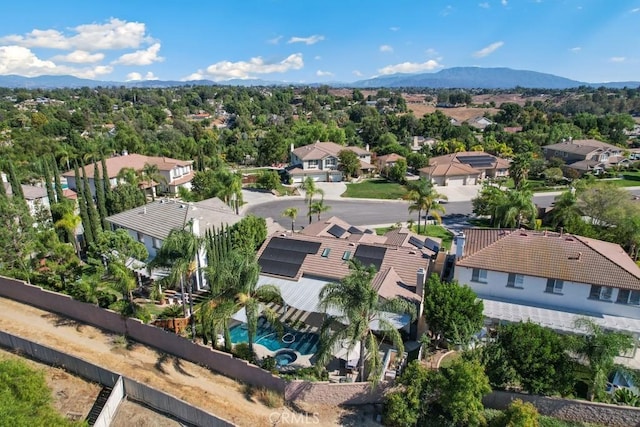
<box><xmin>0</xmin><ymin>67</ymin><xmax>638</xmax><ymax>90</ymax></box>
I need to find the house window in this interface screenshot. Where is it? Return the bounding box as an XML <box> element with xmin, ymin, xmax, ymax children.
<box><xmin>471</xmin><ymin>268</ymin><xmax>488</xmax><ymax>284</ymax></box>
<box><xmin>545</xmin><ymin>279</ymin><xmax>564</xmax><ymax>294</ymax></box>
<box><xmin>137</xmin><ymin>232</ymin><xmax>145</xmax><ymax>243</ymax></box>
<box><xmin>322</xmin><ymin>248</ymin><xmax>331</xmax><ymax>258</ymax></box>
<box><xmin>589</xmin><ymin>285</ymin><xmax>613</xmax><ymax>301</ymax></box>
<box><xmin>617</xmin><ymin>289</ymin><xmax>640</xmax><ymax>306</ymax></box>
<box><xmin>153</xmin><ymin>238</ymin><xmax>162</xmax><ymax>249</ymax></box>
<box><xmin>342</xmin><ymin>251</ymin><xmax>351</xmax><ymax>261</ymax></box>
<box><xmin>507</xmin><ymin>273</ymin><xmax>524</xmax><ymax>289</ymax></box>
<box><xmin>325</xmin><ymin>157</ymin><xmax>337</xmax><ymax>167</ymax></box>
<box><xmin>308</xmin><ymin>159</ymin><xmax>319</xmax><ymax>169</ymax></box>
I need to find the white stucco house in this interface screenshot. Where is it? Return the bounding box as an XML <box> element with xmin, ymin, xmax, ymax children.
<box><xmin>62</xmin><ymin>153</ymin><xmax>194</xmax><ymax>198</ymax></box>
<box><xmin>105</xmin><ymin>197</ymin><xmax>243</xmax><ymax>290</ymax></box>
<box><xmin>453</xmin><ymin>228</ymin><xmax>640</xmax><ymax>360</ymax></box>
<box><xmin>286</xmin><ymin>141</ymin><xmax>374</xmax><ymax>183</ymax></box>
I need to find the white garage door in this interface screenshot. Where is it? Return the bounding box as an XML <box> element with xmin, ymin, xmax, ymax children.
<box><xmin>447</xmin><ymin>177</ymin><xmax>466</xmax><ymax>186</ymax></box>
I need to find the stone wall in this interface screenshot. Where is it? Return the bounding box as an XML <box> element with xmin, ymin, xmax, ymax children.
<box><xmin>484</xmin><ymin>390</ymin><xmax>640</xmax><ymax>427</ymax></box>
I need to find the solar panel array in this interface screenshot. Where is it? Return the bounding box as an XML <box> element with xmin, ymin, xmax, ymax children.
<box><xmin>327</xmin><ymin>224</ymin><xmax>347</xmax><ymax>238</ymax></box>
<box><xmin>460</xmin><ymin>154</ymin><xmax>496</xmax><ymax>168</ymax></box>
<box><xmin>348</xmin><ymin>226</ymin><xmax>363</xmax><ymax>235</ymax></box>
<box><xmin>408</xmin><ymin>236</ymin><xmax>425</xmax><ymax>249</ymax></box>
<box><xmin>354</xmin><ymin>244</ymin><xmax>387</xmax><ymax>271</ymax></box>
<box><xmin>258</xmin><ymin>237</ymin><xmax>321</xmax><ymax>278</ymax></box>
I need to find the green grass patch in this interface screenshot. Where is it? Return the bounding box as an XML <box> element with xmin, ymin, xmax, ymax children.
<box><xmin>343</xmin><ymin>179</ymin><xmax>407</xmax><ymax>199</ymax></box>
<box><xmin>438</xmin><ymin>351</ymin><xmax>460</xmax><ymax>368</ymax></box>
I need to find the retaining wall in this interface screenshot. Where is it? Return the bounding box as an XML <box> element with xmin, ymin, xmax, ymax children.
<box><xmin>484</xmin><ymin>390</ymin><xmax>640</xmax><ymax>427</ymax></box>
<box><xmin>285</xmin><ymin>380</ymin><xmax>389</xmax><ymax>405</ymax></box>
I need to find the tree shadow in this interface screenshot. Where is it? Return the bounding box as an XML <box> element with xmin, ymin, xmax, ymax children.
<box><xmin>154</xmin><ymin>351</ymin><xmax>169</xmax><ymax>374</ymax></box>
<box><xmin>172</xmin><ymin>356</ymin><xmax>194</xmax><ymax>377</ymax></box>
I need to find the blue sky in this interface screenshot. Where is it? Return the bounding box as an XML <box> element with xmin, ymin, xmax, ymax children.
<box><xmin>1</xmin><ymin>0</ymin><xmax>638</xmax><ymax>84</ymax></box>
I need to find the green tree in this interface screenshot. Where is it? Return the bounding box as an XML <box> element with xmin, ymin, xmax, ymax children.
<box><xmin>423</xmin><ymin>274</ymin><xmax>484</xmax><ymax>348</ymax></box>
<box><xmin>300</xmin><ymin>177</ymin><xmax>324</xmax><ymax>224</ymax></box>
<box><xmin>388</xmin><ymin>158</ymin><xmax>408</xmax><ymax>183</ymax></box>
<box><xmin>493</xmin><ymin>321</ymin><xmax>572</xmax><ymax>395</ymax></box>
<box><xmin>338</xmin><ymin>149</ymin><xmax>360</xmax><ymax>180</ymax></box>
<box><xmin>406</xmin><ymin>178</ymin><xmax>447</xmax><ymax>232</ymax></box>
<box><xmin>139</xmin><ymin>162</ymin><xmax>167</xmax><ymax>201</ymax></box>
<box><xmin>383</xmin><ymin>360</ymin><xmax>432</xmax><ymax>427</ymax></box>
<box><xmin>93</xmin><ymin>163</ymin><xmax>108</xmax><ymax>228</ymax></box>
<box><xmin>309</xmin><ymin>197</ymin><xmax>331</xmax><ymax>221</ymax></box>
<box><xmin>317</xmin><ymin>259</ymin><xmax>416</xmax><ymax>384</ymax></box>
<box><xmin>282</xmin><ymin>207</ymin><xmax>298</xmax><ymax>232</ymax></box>
<box><xmin>502</xmin><ymin>399</ymin><xmax>540</xmax><ymax>427</ymax></box>
<box><xmin>571</xmin><ymin>318</ymin><xmax>634</xmax><ymax>401</ymax></box>
<box><xmin>256</xmin><ymin>169</ymin><xmax>281</xmax><ymax>191</ymax></box>
<box><xmin>509</xmin><ymin>152</ymin><xmax>532</xmax><ymax>190</ymax></box>
<box><xmin>54</xmin><ymin>210</ymin><xmax>82</xmax><ymax>257</ymax></box>
<box><xmin>229</xmin><ymin>215</ymin><xmax>267</xmax><ymax>253</ymax></box>
<box><xmin>495</xmin><ymin>188</ymin><xmax>537</xmax><ymax>229</ymax></box>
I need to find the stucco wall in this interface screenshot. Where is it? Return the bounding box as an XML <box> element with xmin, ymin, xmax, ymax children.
<box><xmin>455</xmin><ymin>266</ymin><xmax>640</xmax><ymax>319</ymax></box>
<box><xmin>285</xmin><ymin>380</ymin><xmax>388</xmax><ymax>405</ymax></box>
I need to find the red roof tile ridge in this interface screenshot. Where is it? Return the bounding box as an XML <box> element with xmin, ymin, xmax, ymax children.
<box><xmin>573</xmin><ymin>234</ymin><xmax>640</xmax><ymax>280</ymax></box>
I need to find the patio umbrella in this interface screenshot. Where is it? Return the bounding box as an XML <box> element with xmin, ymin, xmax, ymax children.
<box><xmin>332</xmin><ymin>339</ymin><xmax>361</xmax><ymax>362</ymax></box>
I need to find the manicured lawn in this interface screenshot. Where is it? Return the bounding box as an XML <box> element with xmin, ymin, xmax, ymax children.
<box><xmin>343</xmin><ymin>179</ymin><xmax>408</xmax><ymax>199</ymax></box>
<box><xmin>375</xmin><ymin>224</ymin><xmax>453</xmax><ymax>250</ymax></box>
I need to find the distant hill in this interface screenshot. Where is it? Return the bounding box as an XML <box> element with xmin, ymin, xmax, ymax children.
<box><xmin>0</xmin><ymin>67</ymin><xmax>638</xmax><ymax>90</ymax></box>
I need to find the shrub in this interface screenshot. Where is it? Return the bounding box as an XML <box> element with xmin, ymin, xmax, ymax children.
<box><xmin>503</xmin><ymin>399</ymin><xmax>539</xmax><ymax>427</ymax></box>
<box><xmin>233</xmin><ymin>343</ymin><xmax>255</xmax><ymax>362</ymax></box>
<box><xmin>261</xmin><ymin>356</ymin><xmax>277</xmax><ymax>372</ymax></box>
<box><xmin>255</xmin><ymin>387</ymin><xmax>284</xmax><ymax>408</ymax></box>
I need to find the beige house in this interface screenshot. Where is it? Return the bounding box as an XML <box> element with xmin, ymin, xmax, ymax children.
<box><xmin>419</xmin><ymin>152</ymin><xmax>510</xmax><ymax>186</ymax></box>
<box><xmin>375</xmin><ymin>153</ymin><xmax>406</xmax><ymax>172</ymax></box>
<box><xmin>62</xmin><ymin>153</ymin><xmax>194</xmax><ymax>197</ymax></box>
<box><xmin>542</xmin><ymin>138</ymin><xmax>629</xmax><ymax>175</ymax></box>
<box><xmin>287</xmin><ymin>141</ymin><xmax>374</xmax><ymax>183</ymax></box>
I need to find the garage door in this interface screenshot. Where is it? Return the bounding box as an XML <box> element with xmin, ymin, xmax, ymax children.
<box><xmin>447</xmin><ymin>177</ymin><xmax>465</xmax><ymax>186</ymax></box>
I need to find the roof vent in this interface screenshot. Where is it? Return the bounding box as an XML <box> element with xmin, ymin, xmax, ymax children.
<box><xmin>179</xmin><ymin>204</ymin><xmax>185</xmax><ymax>208</ymax></box>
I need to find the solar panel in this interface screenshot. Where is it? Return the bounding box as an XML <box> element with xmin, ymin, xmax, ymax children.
<box><xmin>267</xmin><ymin>237</ymin><xmax>321</xmax><ymax>254</ymax></box>
<box><xmin>409</xmin><ymin>236</ymin><xmax>425</xmax><ymax>249</ymax></box>
<box><xmin>327</xmin><ymin>224</ymin><xmax>347</xmax><ymax>238</ymax></box>
<box><xmin>354</xmin><ymin>245</ymin><xmax>387</xmax><ymax>271</ymax></box>
<box><xmin>364</xmin><ymin>229</ymin><xmax>374</xmax><ymax>234</ymax></box>
<box><xmin>460</xmin><ymin>155</ymin><xmax>496</xmax><ymax>168</ymax></box>
<box><xmin>258</xmin><ymin>258</ymin><xmax>301</xmax><ymax>278</ymax></box>
<box><xmin>348</xmin><ymin>226</ymin><xmax>363</xmax><ymax>234</ymax></box>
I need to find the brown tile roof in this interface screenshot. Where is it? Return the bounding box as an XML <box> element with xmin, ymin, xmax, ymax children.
<box><xmin>4</xmin><ymin>183</ymin><xmax>47</xmax><ymax>200</ymax></box>
<box><xmin>458</xmin><ymin>228</ymin><xmax>640</xmax><ymax>290</ymax></box>
<box><xmin>419</xmin><ymin>161</ymin><xmax>480</xmax><ymax>178</ymax></box>
<box><xmin>61</xmin><ymin>154</ymin><xmax>193</xmax><ymax>178</ymax></box>
<box><xmin>376</xmin><ymin>153</ymin><xmax>405</xmax><ymax>164</ymax></box>
<box><xmin>291</xmin><ymin>141</ymin><xmax>370</xmax><ymax>161</ymax></box>
<box><xmin>257</xmin><ymin>232</ymin><xmax>431</xmax><ymax>301</ymax></box>
<box><xmin>543</xmin><ymin>139</ymin><xmax>623</xmax><ymax>157</ymax></box>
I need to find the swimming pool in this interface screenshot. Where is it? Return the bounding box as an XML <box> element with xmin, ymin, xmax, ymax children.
<box><xmin>229</xmin><ymin>317</ymin><xmax>319</xmax><ymax>355</ymax></box>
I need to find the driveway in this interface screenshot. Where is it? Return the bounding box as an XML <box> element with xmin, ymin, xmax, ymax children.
<box><xmin>435</xmin><ymin>184</ymin><xmax>482</xmax><ymax>202</ymax></box>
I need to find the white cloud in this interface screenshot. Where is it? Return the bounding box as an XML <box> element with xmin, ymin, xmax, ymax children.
<box><xmin>267</xmin><ymin>35</ymin><xmax>282</xmax><ymax>44</ymax></box>
<box><xmin>473</xmin><ymin>41</ymin><xmax>504</xmax><ymax>58</ymax></box>
<box><xmin>316</xmin><ymin>70</ymin><xmax>333</xmax><ymax>77</ymax></box>
<box><xmin>1</xmin><ymin>18</ymin><xmax>152</xmax><ymax>51</ymax></box>
<box><xmin>501</xmin><ymin>0</ymin><xmax>508</xmax><ymax>5</ymax></box>
<box><xmin>389</xmin><ymin>27</ymin><xmax>400</xmax><ymax>31</ymax></box>
<box><xmin>441</xmin><ymin>5</ymin><xmax>453</xmax><ymax>16</ymax></box>
<box><xmin>185</xmin><ymin>53</ymin><xmax>304</xmax><ymax>81</ymax></box>
<box><xmin>126</xmin><ymin>71</ymin><xmax>159</xmax><ymax>81</ymax></box>
<box><xmin>425</xmin><ymin>48</ymin><xmax>438</xmax><ymax>56</ymax></box>
<box><xmin>352</xmin><ymin>70</ymin><xmax>363</xmax><ymax>77</ymax></box>
<box><xmin>632</xmin><ymin>8</ymin><xmax>640</xmax><ymax>13</ymax></box>
<box><xmin>0</xmin><ymin>45</ymin><xmax>112</xmax><ymax>78</ymax></box>
<box><xmin>287</xmin><ymin>35</ymin><xmax>324</xmax><ymax>45</ymax></box>
<box><xmin>380</xmin><ymin>45</ymin><xmax>393</xmax><ymax>53</ymax></box>
<box><xmin>51</xmin><ymin>50</ymin><xmax>104</xmax><ymax>63</ymax></box>
<box><xmin>314</xmin><ymin>55</ymin><xmax>322</xmax><ymax>60</ymax></box>
<box><xmin>479</xmin><ymin>2</ymin><xmax>490</xmax><ymax>8</ymax></box>
<box><xmin>378</xmin><ymin>59</ymin><xmax>442</xmax><ymax>75</ymax></box>
<box><xmin>570</xmin><ymin>47</ymin><xmax>581</xmax><ymax>53</ymax></box>
<box><xmin>113</xmin><ymin>43</ymin><xmax>163</xmax><ymax>66</ymax></box>
<box><xmin>610</xmin><ymin>57</ymin><xmax>626</xmax><ymax>62</ymax></box>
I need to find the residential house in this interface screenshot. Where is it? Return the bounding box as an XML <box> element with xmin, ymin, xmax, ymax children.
<box><xmin>418</xmin><ymin>152</ymin><xmax>510</xmax><ymax>186</ymax></box>
<box><xmin>453</xmin><ymin>228</ymin><xmax>640</xmax><ymax>354</ymax></box>
<box><xmin>105</xmin><ymin>197</ymin><xmax>244</xmax><ymax>289</ymax></box>
<box><xmin>375</xmin><ymin>153</ymin><xmax>406</xmax><ymax>173</ymax></box>
<box><xmin>411</xmin><ymin>136</ymin><xmax>436</xmax><ymax>152</ymax></box>
<box><xmin>467</xmin><ymin>116</ymin><xmax>494</xmax><ymax>130</ymax></box>
<box><xmin>2</xmin><ymin>182</ymin><xmax>49</xmax><ymax>217</ymax></box>
<box><xmin>542</xmin><ymin>138</ymin><xmax>629</xmax><ymax>175</ymax></box>
<box><xmin>255</xmin><ymin>219</ymin><xmax>436</xmax><ymax>339</ymax></box>
<box><xmin>287</xmin><ymin>141</ymin><xmax>374</xmax><ymax>183</ymax></box>
<box><xmin>62</xmin><ymin>153</ymin><xmax>194</xmax><ymax>198</ymax></box>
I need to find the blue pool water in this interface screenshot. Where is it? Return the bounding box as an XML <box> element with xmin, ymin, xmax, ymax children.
<box><xmin>229</xmin><ymin>318</ymin><xmax>319</xmax><ymax>355</ymax></box>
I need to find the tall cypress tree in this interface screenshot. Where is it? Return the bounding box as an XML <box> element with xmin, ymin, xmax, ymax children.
<box><xmin>51</xmin><ymin>155</ymin><xmax>65</xmax><ymax>203</ymax></box>
<box><xmin>100</xmin><ymin>155</ymin><xmax>112</xmax><ymax>214</ymax></box>
<box><xmin>0</xmin><ymin>168</ymin><xmax>6</xmax><ymax>198</ymax></box>
<box><xmin>94</xmin><ymin>163</ymin><xmax>108</xmax><ymax>228</ymax></box>
<box><xmin>74</xmin><ymin>161</ymin><xmax>93</xmax><ymax>246</ymax></box>
<box><xmin>7</xmin><ymin>161</ymin><xmax>25</xmax><ymax>200</ymax></box>
<box><xmin>81</xmin><ymin>163</ymin><xmax>102</xmax><ymax>238</ymax></box>
<box><xmin>42</xmin><ymin>158</ymin><xmax>56</xmax><ymax>204</ymax></box>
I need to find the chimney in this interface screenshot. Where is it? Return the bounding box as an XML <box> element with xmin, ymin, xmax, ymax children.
<box><xmin>455</xmin><ymin>232</ymin><xmax>466</xmax><ymax>259</ymax></box>
<box><xmin>290</xmin><ymin>143</ymin><xmax>294</xmax><ymax>152</ymax></box>
<box><xmin>365</xmin><ymin>143</ymin><xmax>370</xmax><ymax>152</ymax></box>
<box><xmin>577</xmin><ymin>251</ymin><xmax>582</xmax><ymax>261</ymax></box>
<box><xmin>416</xmin><ymin>268</ymin><xmax>427</xmax><ymax>298</ymax></box>
<box><xmin>143</xmin><ymin>207</ymin><xmax>146</xmax><ymax>215</ymax></box>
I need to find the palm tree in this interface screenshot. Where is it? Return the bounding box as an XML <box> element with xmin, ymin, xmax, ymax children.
<box><xmin>310</xmin><ymin>197</ymin><xmax>331</xmax><ymax>221</ymax></box>
<box><xmin>495</xmin><ymin>187</ymin><xmax>537</xmax><ymax>228</ymax></box>
<box><xmin>116</xmin><ymin>167</ymin><xmax>139</xmax><ymax>186</ymax></box>
<box><xmin>317</xmin><ymin>260</ymin><xmax>417</xmax><ymax>384</ymax></box>
<box><xmin>547</xmin><ymin>188</ymin><xmax>582</xmax><ymax>232</ymax></box>
<box><xmin>139</xmin><ymin>163</ymin><xmax>167</xmax><ymax>200</ymax></box>
<box><xmin>405</xmin><ymin>178</ymin><xmax>447</xmax><ymax>233</ymax></box>
<box><xmin>198</xmin><ymin>298</ymin><xmax>237</xmax><ymax>351</ymax></box>
<box><xmin>230</xmin><ymin>251</ymin><xmax>284</xmax><ymax>357</ymax></box>
<box><xmin>509</xmin><ymin>152</ymin><xmax>533</xmax><ymax>190</ymax></box>
<box><xmin>282</xmin><ymin>207</ymin><xmax>298</xmax><ymax>232</ymax></box>
<box><xmin>149</xmin><ymin>225</ymin><xmax>203</xmax><ymax>339</ymax></box>
<box><xmin>54</xmin><ymin>211</ymin><xmax>82</xmax><ymax>256</ymax></box>
<box><xmin>300</xmin><ymin>177</ymin><xmax>324</xmax><ymax>224</ymax></box>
